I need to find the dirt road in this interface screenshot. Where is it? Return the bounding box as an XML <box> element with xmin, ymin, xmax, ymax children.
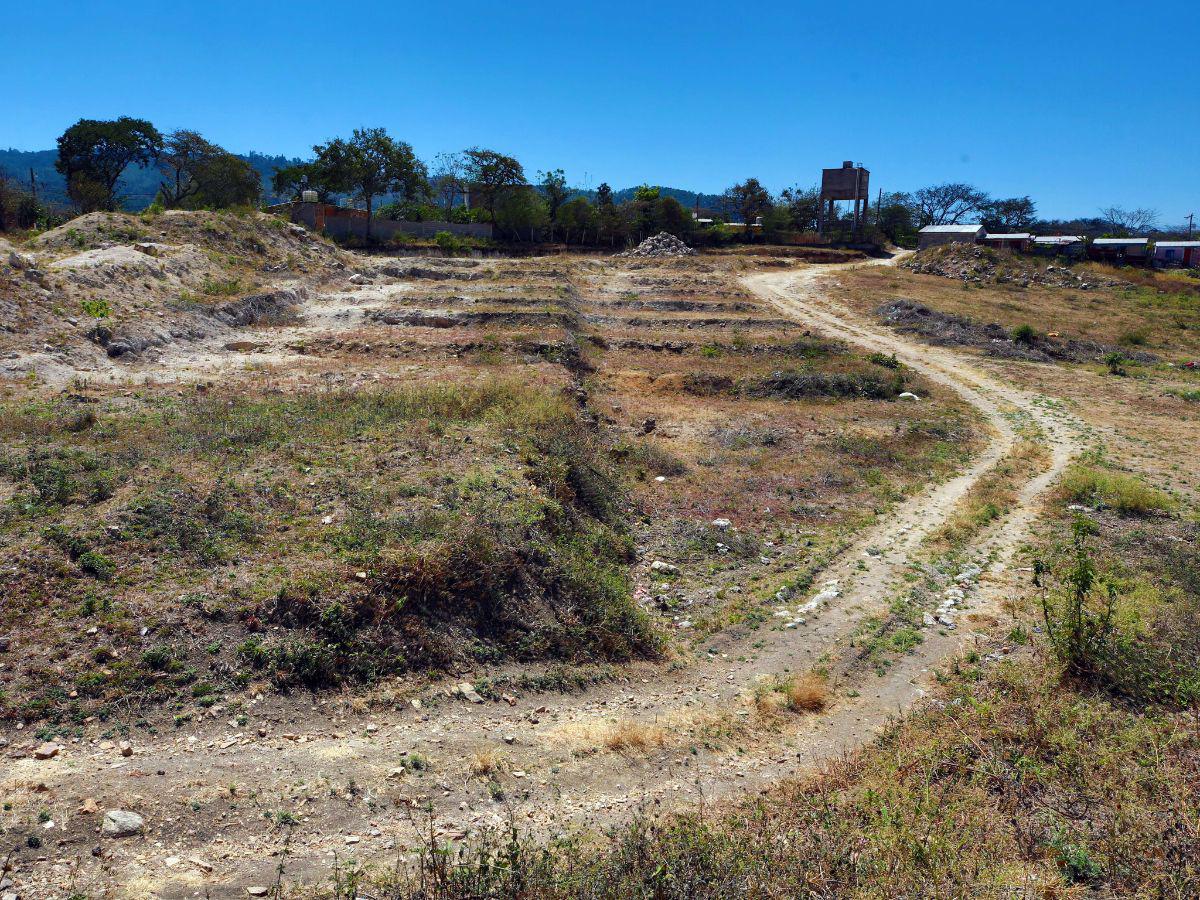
<box><xmin>8</xmin><ymin>256</ymin><xmax>1087</xmax><ymax>899</ymax></box>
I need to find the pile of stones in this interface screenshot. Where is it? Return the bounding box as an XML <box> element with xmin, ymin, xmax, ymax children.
<box><xmin>617</xmin><ymin>232</ymin><xmax>697</xmax><ymax>258</ymax></box>
<box><xmin>904</xmin><ymin>244</ymin><xmax>1119</xmax><ymax>290</ymax></box>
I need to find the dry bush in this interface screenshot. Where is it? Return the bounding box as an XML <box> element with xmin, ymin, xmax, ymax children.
<box><xmin>754</xmin><ymin>671</ymin><xmax>830</xmax><ymax>717</ymax></box>
<box><xmin>600</xmin><ymin>720</ymin><xmax>668</xmax><ymax>753</ymax></box>
<box><xmin>784</xmin><ymin>673</ymin><xmax>830</xmax><ymax>712</ymax></box>
<box><xmin>469</xmin><ymin>749</ymin><xmax>504</xmax><ymax>777</ymax></box>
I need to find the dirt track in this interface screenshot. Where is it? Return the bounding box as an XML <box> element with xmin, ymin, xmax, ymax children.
<box><xmin>8</xmin><ymin>255</ymin><xmax>1088</xmax><ymax>899</ymax></box>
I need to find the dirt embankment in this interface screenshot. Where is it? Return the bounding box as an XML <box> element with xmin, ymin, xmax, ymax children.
<box><xmin>902</xmin><ymin>244</ymin><xmax>1121</xmax><ymax>290</ymax></box>
<box><xmin>876</xmin><ymin>298</ymin><xmax>1157</xmax><ymax>364</ymax></box>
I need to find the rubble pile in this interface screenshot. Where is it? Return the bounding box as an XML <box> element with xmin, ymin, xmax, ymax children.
<box><xmin>904</xmin><ymin>245</ymin><xmax>1119</xmax><ymax>290</ymax></box>
<box><xmin>618</xmin><ymin>232</ymin><xmax>697</xmax><ymax>258</ymax></box>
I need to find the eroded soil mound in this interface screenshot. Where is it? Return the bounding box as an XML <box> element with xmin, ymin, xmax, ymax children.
<box><xmin>877</xmin><ymin>298</ymin><xmax>1156</xmax><ymax>364</ymax></box>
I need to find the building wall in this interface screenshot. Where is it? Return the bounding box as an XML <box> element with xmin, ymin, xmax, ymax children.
<box><xmin>918</xmin><ymin>231</ymin><xmax>980</xmax><ymax>250</ymax></box>
<box><xmin>1154</xmin><ymin>246</ymin><xmax>1199</xmax><ymax>267</ymax></box>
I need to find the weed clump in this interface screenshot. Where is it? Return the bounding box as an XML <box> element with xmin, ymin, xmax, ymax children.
<box><xmin>1059</xmin><ymin>466</ymin><xmax>1173</xmax><ymax>516</ymax></box>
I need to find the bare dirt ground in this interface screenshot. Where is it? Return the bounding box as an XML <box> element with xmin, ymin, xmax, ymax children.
<box><xmin>3</xmin><ymin>252</ymin><xmax>1092</xmax><ymax>898</ymax></box>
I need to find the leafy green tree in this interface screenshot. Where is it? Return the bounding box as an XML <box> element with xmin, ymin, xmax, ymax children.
<box><xmin>632</xmin><ymin>184</ymin><xmax>660</xmax><ymax>202</ymax></box>
<box><xmin>158</xmin><ymin>130</ymin><xmax>221</xmax><ymax>207</ymax></box>
<box><xmin>55</xmin><ymin>117</ymin><xmax>163</xmax><ymax>212</ymax></box>
<box><xmin>538</xmin><ymin>168</ymin><xmax>569</xmax><ymax>240</ymax></box>
<box><xmin>312</xmin><ymin>128</ymin><xmax>427</xmax><ymax>239</ymax></box>
<box><xmin>463</xmin><ymin>148</ymin><xmax>525</xmax><ymax>224</ymax></box>
<box><xmin>558</xmin><ymin>197</ymin><xmax>597</xmax><ymax>244</ymax></box>
<box><xmin>271</xmin><ymin>161</ymin><xmax>339</xmax><ymax>203</ymax></box>
<box><xmin>779</xmin><ymin>185</ymin><xmax>821</xmax><ymax>232</ymax></box>
<box><xmin>723</xmin><ymin>177</ymin><xmax>773</xmax><ymax>240</ymax></box>
<box><xmin>157</xmin><ymin>130</ymin><xmax>260</xmax><ymax>209</ymax></box>
<box><xmin>495</xmin><ymin>187</ymin><xmax>548</xmax><ymax>242</ymax></box>
<box><xmin>656</xmin><ymin>195</ymin><xmax>693</xmax><ymax>239</ymax></box>
<box><xmin>595</xmin><ymin>182</ymin><xmax>622</xmax><ymax>246</ymax></box>
<box><xmin>190</xmin><ymin>154</ymin><xmax>261</xmax><ymax>209</ymax></box>
<box><xmin>877</xmin><ymin>193</ymin><xmax>918</xmax><ymax>246</ymax></box>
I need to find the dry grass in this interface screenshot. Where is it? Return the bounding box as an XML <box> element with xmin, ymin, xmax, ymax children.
<box><xmin>784</xmin><ymin>672</ymin><xmax>830</xmax><ymax>712</ymax></box>
<box><xmin>837</xmin><ymin>264</ymin><xmax>1200</xmax><ymax>358</ymax></box>
<box><xmin>599</xmin><ymin>719</ymin><xmax>669</xmax><ymax>753</ymax></box>
<box><xmin>469</xmin><ymin>749</ymin><xmax>505</xmax><ymax>777</ymax></box>
<box><xmin>754</xmin><ymin>671</ymin><xmax>831</xmax><ymax>717</ymax></box>
<box><xmin>929</xmin><ymin>439</ymin><xmax>1050</xmax><ymax>549</ymax></box>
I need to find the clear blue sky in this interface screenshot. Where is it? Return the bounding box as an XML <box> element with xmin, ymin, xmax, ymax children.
<box><xmin>3</xmin><ymin>0</ymin><xmax>1197</xmax><ymax>223</ymax></box>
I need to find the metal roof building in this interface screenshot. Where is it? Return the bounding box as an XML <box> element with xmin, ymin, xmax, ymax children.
<box><xmin>917</xmin><ymin>224</ymin><xmax>985</xmax><ymax>250</ymax></box>
<box><xmin>1153</xmin><ymin>241</ymin><xmax>1200</xmax><ymax>267</ymax></box>
<box><xmin>1089</xmin><ymin>237</ymin><xmax>1151</xmax><ymax>261</ymax></box>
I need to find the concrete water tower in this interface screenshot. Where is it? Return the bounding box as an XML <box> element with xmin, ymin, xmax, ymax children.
<box><xmin>818</xmin><ymin>161</ymin><xmax>870</xmax><ymax>237</ymax></box>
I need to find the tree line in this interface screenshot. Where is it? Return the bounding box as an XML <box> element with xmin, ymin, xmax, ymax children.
<box><xmin>0</xmin><ymin>117</ymin><xmax>1176</xmax><ymax>245</ymax></box>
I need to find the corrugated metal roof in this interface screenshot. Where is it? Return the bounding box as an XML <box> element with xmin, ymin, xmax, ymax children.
<box><xmin>1155</xmin><ymin>241</ymin><xmax>1200</xmax><ymax>248</ymax></box>
<box><xmin>983</xmin><ymin>233</ymin><xmax>1032</xmax><ymax>240</ymax></box>
<box><xmin>1033</xmin><ymin>235</ymin><xmax>1083</xmax><ymax>244</ymax></box>
<box><xmin>1093</xmin><ymin>238</ymin><xmax>1149</xmax><ymax>245</ymax></box>
<box><xmin>919</xmin><ymin>224</ymin><xmax>984</xmax><ymax>233</ymax></box>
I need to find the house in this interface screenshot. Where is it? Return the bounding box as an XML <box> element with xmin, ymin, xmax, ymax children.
<box><xmin>1032</xmin><ymin>235</ymin><xmax>1086</xmax><ymax>258</ymax></box>
<box><xmin>1089</xmin><ymin>237</ymin><xmax>1150</xmax><ymax>263</ymax></box>
<box><xmin>982</xmin><ymin>233</ymin><xmax>1032</xmax><ymax>251</ymax></box>
<box><xmin>917</xmin><ymin>224</ymin><xmax>985</xmax><ymax>250</ymax></box>
<box><xmin>1152</xmin><ymin>241</ymin><xmax>1200</xmax><ymax>268</ymax></box>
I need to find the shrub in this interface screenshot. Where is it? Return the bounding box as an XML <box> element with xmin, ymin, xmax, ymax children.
<box><xmin>1059</xmin><ymin>467</ymin><xmax>1173</xmax><ymax>516</ymax></box>
<box><xmin>1011</xmin><ymin>323</ymin><xmax>1037</xmax><ymax>345</ymax></box>
<box><xmin>80</xmin><ymin>298</ymin><xmax>111</xmax><ymax>319</ymax></box>
<box><xmin>1038</xmin><ymin>517</ymin><xmax>1199</xmax><ymax>705</ymax></box>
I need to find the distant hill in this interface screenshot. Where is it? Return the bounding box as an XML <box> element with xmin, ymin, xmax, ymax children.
<box><xmin>0</xmin><ymin>148</ymin><xmax>304</xmax><ymax>210</ymax></box>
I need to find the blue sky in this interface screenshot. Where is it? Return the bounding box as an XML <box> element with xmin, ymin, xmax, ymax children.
<box><xmin>3</xmin><ymin>0</ymin><xmax>1197</xmax><ymax>222</ymax></box>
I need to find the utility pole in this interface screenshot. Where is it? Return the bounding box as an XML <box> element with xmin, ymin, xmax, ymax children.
<box><xmin>29</xmin><ymin>167</ymin><xmax>37</xmax><ymax>201</ymax></box>
<box><xmin>1187</xmin><ymin>213</ymin><xmax>1195</xmax><ymax>239</ymax></box>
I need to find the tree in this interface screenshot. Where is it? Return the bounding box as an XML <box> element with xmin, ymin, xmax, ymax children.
<box><xmin>595</xmin><ymin>182</ymin><xmax>622</xmax><ymax>246</ymax></box>
<box><xmin>723</xmin><ymin>178</ymin><xmax>773</xmax><ymax>238</ymax></box>
<box><xmin>429</xmin><ymin>152</ymin><xmax>467</xmax><ymax>217</ymax></box>
<box><xmin>463</xmin><ymin>148</ymin><xmax>525</xmax><ymax>224</ymax></box>
<box><xmin>558</xmin><ymin>197</ymin><xmax>597</xmax><ymax>244</ymax></box>
<box><xmin>312</xmin><ymin>128</ymin><xmax>427</xmax><ymax>239</ymax></box>
<box><xmin>1099</xmin><ymin>206</ymin><xmax>1158</xmax><ymax>235</ymax></box>
<box><xmin>494</xmin><ymin>186</ymin><xmax>548</xmax><ymax>242</ymax></box>
<box><xmin>877</xmin><ymin>194</ymin><xmax>918</xmax><ymax>246</ymax></box>
<box><xmin>911</xmin><ymin>183</ymin><xmax>989</xmax><ymax>226</ymax></box>
<box><xmin>189</xmin><ymin>154</ymin><xmax>260</xmax><ymax>209</ymax></box>
<box><xmin>55</xmin><ymin>117</ymin><xmax>162</xmax><ymax>212</ymax></box>
<box><xmin>157</xmin><ymin>130</ymin><xmax>260</xmax><ymax>209</ymax></box>
<box><xmin>538</xmin><ymin>168</ymin><xmax>569</xmax><ymax>240</ymax></box>
<box><xmin>982</xmin><ymin>196</ymin><xmax>1037</xmax><ymax>232</ymax></box>
<box><xmin>272</xmin><ymin>161</ymin><xmax>339</xmax><ymax>203</ymax></box>
<box><xmin>158</xmin><ymin>130</ymin><xmax>221</xmax><ymax>207</ymax></box>
<box><xmin>779</xmin><ymin>185</ymin><xmax>821</xmax><ymax>233</ymax></box>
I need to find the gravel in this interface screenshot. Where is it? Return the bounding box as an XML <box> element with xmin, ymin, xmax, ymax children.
<box><xmin>617</xmin><ymin>232</ymin><xmax>697</xmax><ymax>258</ymax></box>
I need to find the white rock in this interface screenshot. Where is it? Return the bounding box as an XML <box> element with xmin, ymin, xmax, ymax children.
<box><xmin>102</xmin><ymin>809</ymin><xmax>145</xmax><ymax>838</ymax></box>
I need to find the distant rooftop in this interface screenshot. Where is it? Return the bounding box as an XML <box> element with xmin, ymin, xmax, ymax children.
<box><xmin>1155</xmin><ymin>241</ymin><xmax>1200</xmax><ymax>248</ymax></box>
<box><xmin>1034</xmin><ymin>235</ymin><xmax>1084</xmax><ymax>244</ymax></box>
<box><xmin>983</xmin><ymin>233</ymin><xmax>1032</xmax><ymax>240</ymax></box>
<box><xmin>919</xmin><ymin>224</ymin><xmax>984</xmax><ymax>233</ymax></box>
<box><xmin>1093</xmin><ymin>237</ymin><xmax>1150</xmax><ymax>245</ymax></box>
